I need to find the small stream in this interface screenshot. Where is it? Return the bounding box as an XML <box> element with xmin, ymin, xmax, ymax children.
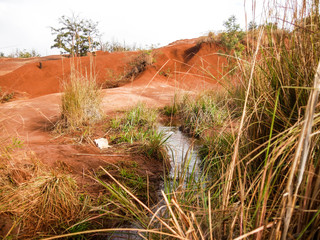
<box><xmin>159</xmin><ymin>125</ymin><xmax>201</xmax><ymax>181</ymax></box>
<box><xmin>110</xmin><ymin>125</ymin><xmax>201</xmax><ymax>239</ymax></box>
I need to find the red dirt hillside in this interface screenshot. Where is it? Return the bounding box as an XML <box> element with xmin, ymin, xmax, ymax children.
<box><xmin>0</xmin><ymin>51</ymin><xmax>137</xmax><ymax>97</ymax></box>
<box><xmin>0</xmin><ymin>39</ymin><xmax>226</xmax><ymax>98</ymax></box>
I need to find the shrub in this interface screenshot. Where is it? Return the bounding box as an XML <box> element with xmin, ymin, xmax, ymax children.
<box><xmin>7</xmin><ymin>49</ymin><xmax>40</xmax><ymax>58</ymax></box>
<box><xmin>248</xmin><ymin>21</ymin><xmax>258</xmax><ymax>30</ymax></box>
<box><xmin>102</xmin><ymin>41</ymin><xmax>138</xmax><ymax>52</ymax></box>
<box><xmin>197</xmin><ymin>31</ymin><xmax>219</xmax><ymax>45</ymax></box>
<box><xmin>104</xmin><ymin>51</ymin><xmax>155</xmax><ymax>88</ymax></box>
<box><xmin>122</xmin><ymin>51</ymin><xmax>154</xmax><ymax>81</ymax></box>
<box><xmin>220</xmin><ymin>15</ymin><xmax>245</xmax><ymax>54</ymax></box>
<box><xmin>0</xmin><ymin>88</ymin><xmax>14</xmax><ymax>103</ymax></box>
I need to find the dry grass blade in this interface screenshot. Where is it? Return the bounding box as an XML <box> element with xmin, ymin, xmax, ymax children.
<box><xmin>171</xmin><ymin>197</ymin><xmax>196</xmax><ymax>237</ymax></box>
<box><xmin>41</xmin><ymin>228</ymin><xmax>188</xmax><ymax>240</ymax></box>
<box><xmin>282</xmin><ymin>61</ymin><xmax>320</xmax><ymax>240</ymax></box>
<box><xmin>208</xmin><ymin>190</ymin><xmax>213</xmax><ymax>240</ymax></box>
<box><xmin>222</xmin><ymin>28</ymin><xmax>264</xmax><ymax>208</ymax></box>
<box><xmin>233</xmin><ymin>221</ymin><xmax>276</xmax><ymax>240</ymax></box>
<box><xmin>161</xmin><ymin>191</ymin><xmax>186</xmax><ymax>238</ymax></box>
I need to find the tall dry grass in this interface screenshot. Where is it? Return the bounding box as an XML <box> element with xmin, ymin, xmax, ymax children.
<box><xmin>0</xmin><ymin>156</ymin><xmax>88</xmax><ymax>239</ymax></box>
<box><xmin>57</xmin><ymin>58</ymin><xmax>103</xmax><ymax>133</ymax></box>
<box><xmin>220</xmin><ymin>0</ymin><xmax>320</xmax><ymax>238</ymax></box>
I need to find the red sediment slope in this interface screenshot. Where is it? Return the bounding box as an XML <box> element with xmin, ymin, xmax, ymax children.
<box><xmin>0</xmin><ymin>52</ymin><xmax>136</xmax><ymax>97</ymax></box>
<box><xmin>0</xmin><ymin>39</ymin><xmax>226</xmax><ymax>98</ymax></box>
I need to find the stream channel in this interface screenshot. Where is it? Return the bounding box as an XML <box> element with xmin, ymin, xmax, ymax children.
<box><xmin>110</xmin><ymin>125</ymin><xmax>202</xmax><ymax>239</ymax></box>
<box><xmin>159</xmin><ymin>125</ymin><xmax>201</xmax><ymax>183</ymax></box>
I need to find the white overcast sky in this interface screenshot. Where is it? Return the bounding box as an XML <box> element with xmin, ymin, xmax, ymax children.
<box><xmin>0</xmin><ymin>0</ymin><xmax>268</xmax><ymax>56</ymax></box>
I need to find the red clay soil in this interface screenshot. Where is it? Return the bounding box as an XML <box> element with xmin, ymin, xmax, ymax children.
<box><xmin>0</xmin><ymin>52</ymin><xmax>138</xmax><ymax>97</ymax></box>
<box><xmin>0</xmin><ymin>38</ymin><xmax>227</xmax><ymax>196</ymax></box>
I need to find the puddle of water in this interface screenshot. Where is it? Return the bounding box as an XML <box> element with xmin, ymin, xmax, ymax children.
<box><xmin>158</xmin><ymin>125</ymin><xmax>201</xmax><ymax>181</ymax></box>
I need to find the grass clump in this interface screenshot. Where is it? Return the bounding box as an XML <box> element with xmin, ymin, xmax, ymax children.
<box><xmin>0</xmin><ymin>87</ymin><xmax>14</xmax><ymax>103</ymax></box>
<box><xmin>177</xmin><ymin>92</ymin><xmax>228</xmax><ymax>137</ymax></box>
<box><xmin>163</xmin><ymin>94</ymin><xmax>179</xmax><ymax>117</ymax></box>
<box><xmin>108</xmin><ymin>104</ymin><xmax>170</xmax><ymax>164</ymax></box>
<box><xmin>94</xmin><ymin>168</ymin><xmax>152</xmax><ymax>232</ymax></box>
<box><xmin>125</xmin><ymin>103</ymin><xmax>158</xmax><ymax>128</ymax></box>
<box><xmin>57</xmin><ymin>64</ymin><xmax>103</xmax><ymax>134</ymax></box>
<box><xmin>199</xmin><ymin>131</ymin><xmax>235</xmax><ymax>172</ymax></box>
<box><xmin>140</xmin><ymin>130</ymin><xmax>170</xmax><ymax>162</ymax></box>
<box><xmin>109</xmin><ymin>103</ymin><xmax>158</xmax><ymax>144</ymax></box>
<box><xmin>95</xmin><ymin>161</ymin><xmax>151</xmax><ymax>205</ymax></box>
<box><xmin>0</xmin><ymin>161</ymin><xmax>87</xmax><ymax>239</ymax></box>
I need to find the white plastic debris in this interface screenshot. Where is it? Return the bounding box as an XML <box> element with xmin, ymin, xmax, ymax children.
<box><xmin>94</xmin><ymin>138</ymin><xmax>110</xmax><ymax>149</ymax></box>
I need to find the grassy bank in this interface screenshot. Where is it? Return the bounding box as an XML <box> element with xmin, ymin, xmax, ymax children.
<box><xmin>108</xmin><ymin>103</ymin><xmax>170</xmax><ymax>165</ymax></box>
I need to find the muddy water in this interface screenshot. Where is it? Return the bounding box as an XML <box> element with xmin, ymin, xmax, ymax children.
<box><xmin>110</xmin><ymin>126</ymin><xmax>201</xmax><ymax>239</ymax></box>
<box><xmin>159</xmin><ymin>125</ymin><xmax>201</xmax><ymax>180</ymax></box>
